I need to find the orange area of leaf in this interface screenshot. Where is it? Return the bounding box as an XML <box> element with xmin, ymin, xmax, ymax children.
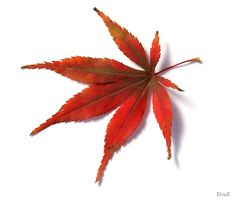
<box><xmin>22</xmin><ymin>7</ymin><xmax>201</xmax><ymax>183</ymax></box>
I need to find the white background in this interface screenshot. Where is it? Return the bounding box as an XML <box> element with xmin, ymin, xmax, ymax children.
<box><xmin>0</xmin><ymin>0</ymin><xmax>234</xmax><ymax>201</ymax></box>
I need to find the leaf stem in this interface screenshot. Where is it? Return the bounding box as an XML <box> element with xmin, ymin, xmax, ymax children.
<box><xmin>155</xmin><ymin>57</ymin><xmax>201</xmax><ymax>75</ymax></box>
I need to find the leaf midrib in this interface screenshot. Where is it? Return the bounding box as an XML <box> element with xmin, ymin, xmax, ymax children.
<box><xmin>65</xmin><ymin>66</ymin><xmax>147</xmax><ymax>77</ymax></box>
<box><xmin>109</xmin><ymin>79</ymin><xmax>151</xmax><ymax>148</ymax></box>
<box><xmin>56</xmin><ymin>78</ymin><xmax>149</xmax><ymax>119</ymax></box>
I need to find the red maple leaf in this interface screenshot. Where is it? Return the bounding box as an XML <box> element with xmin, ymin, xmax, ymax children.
<box><xmin>22</xmin><ymin>7</ymin><xmax>201</xmax><ymax>183</ymax></box>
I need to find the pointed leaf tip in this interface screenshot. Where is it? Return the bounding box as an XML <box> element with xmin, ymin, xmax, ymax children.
<box><xmin>21</xmin><ymin>57</ymin><xmax>144</xmax><ymax>84</ymax></box>
<box><xmin>94</xmin><ymin>7</ymin><xmax>149</xmax><ymax>71</ymax></box>
<box><xmin>93</xmin><ymin>7</ymin><xmax>100</xmax><ymax>13</ymax></box>
<box><xmin>167</xmin><ymin>154</ymin><xmax>171</xmax><ymax>160</ymax></box>
<box><xmin>156</xmin><ymin>76</ymin><xmax>183</xmax><ymax>92</ymax></box>
<box><xmin>167</xmin><ymin>145</ymin><xmax>172</xmax><ymax>159</ymax></box>
<box><xmin>30</xmin><ymin>131</ymin><xmax>37</xmax><ymax>136</ymax></box>
<box><xmin>150</xmin><ymin>31</ymin><xmax>161</xmax><ymax>72</ymax></box>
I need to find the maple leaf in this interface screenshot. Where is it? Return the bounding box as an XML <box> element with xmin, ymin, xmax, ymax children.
<box><xmin>22</xmin><ymin>7</ymin><xmax>201</xmax><ymax>183</ymax></box>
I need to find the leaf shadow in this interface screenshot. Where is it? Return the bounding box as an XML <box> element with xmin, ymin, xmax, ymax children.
<box><xmin>158</xmin><ymin>46</ymin><xmax>187</xmax><ymax>168</ymax></box>
<box><xmin>158</xmin><ymin>43</ymin><xmax>172</xmax><ymax>71</ymax></box>
<box><xmin>170</xmin><ymin>89</ymin><xmax>196</xmax><ymax>169</ymax></box>
<box><xmin>171</xmin><ymin>98</ymin><xmax>184</xmax><ymax>168</ymax></box>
